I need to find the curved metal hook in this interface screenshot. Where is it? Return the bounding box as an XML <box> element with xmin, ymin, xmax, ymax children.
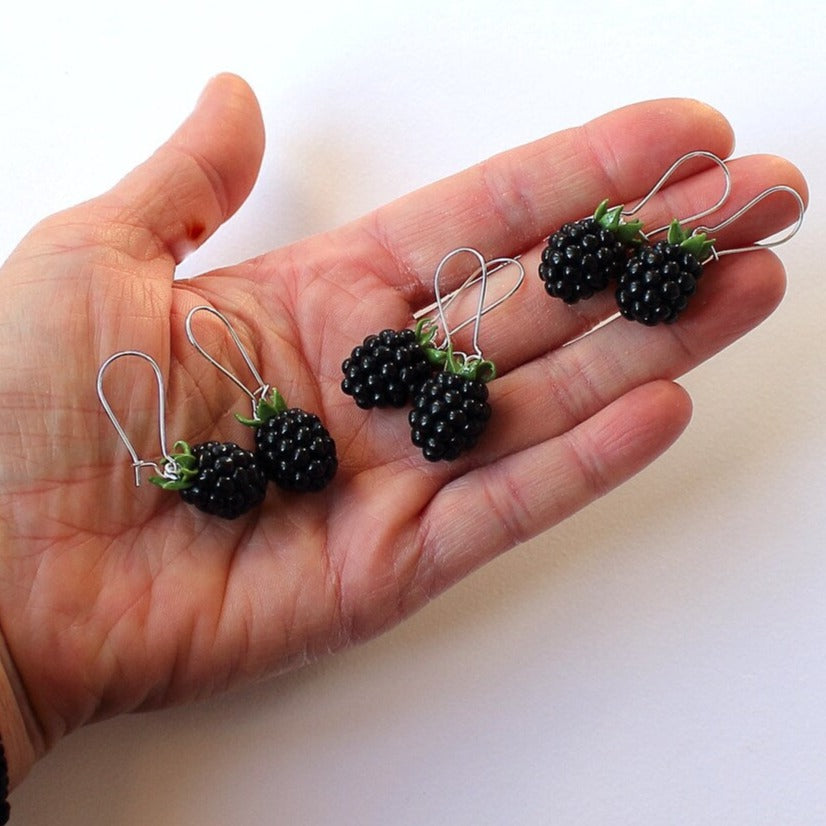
<box><xmin>96</xmin><ymin>350</ymin><xmax>171</xmax><ymax>487</ymax></box>
<box><xmin>185</xmin><ymin>305</ymin><xmax>268</xmax><ymax>414</ymax></box>
<box><xmin>444</xmin><ymin>256</ymin><xmax>525</xmax><ymax>341</ymax></box>
<box><xmin>415</xmin><ymin>251</ymin><xmax>524</xmax><ymax>350</ymax></box>
<box><xmin>625</xmin><ymin>150</ymin><xmax>732</xmax><ymax>237</ymax></box>
<box><xmin>693</xmin><ymin>185</ymin><xmax>806</xmax><ymax>260</ymax></box>
<box><xmin>434</xmin><ymin>247</ymin><xmax>490</xmax><ymax>358</ymax></box>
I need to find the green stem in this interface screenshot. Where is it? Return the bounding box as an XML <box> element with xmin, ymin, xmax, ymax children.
<box><xmin>594</xmin><ymin>199</ymin><xmax>644</xmax><ymax>244</ymax></box>
<box><xmin>442</xmin><ymin>346</ymin><xmax>496</xmax><ymax>382</ymax></box>
<box><xmin>149</xmin><ymin>440</ymin><xmax>199</xmax><ymax>491</ymax></box>
<box><xmin>236</xmin><ymin>387</ymin><xmax>288</xmax><ymax>427</ymax></box>
<box><xmin>666</xmin><ymin>219</ymin><xmax>716</xmax><ymax>260</ymax></box>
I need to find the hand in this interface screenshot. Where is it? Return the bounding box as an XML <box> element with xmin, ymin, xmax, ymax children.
<box><xmin>0</xmin><ymin>74</ymin><xmax>806</xmax><ymax>785</ymax></box>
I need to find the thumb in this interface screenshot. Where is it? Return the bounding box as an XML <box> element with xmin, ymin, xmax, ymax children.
<box><xmin>109</xmin><ymin>72</ymin><xmax>266</xmax><ymax>264</ymax></box>
<box><xmin>18</xmin><ymin>73</ymin><xmax>265</xmax><ymax>270</ymax></box>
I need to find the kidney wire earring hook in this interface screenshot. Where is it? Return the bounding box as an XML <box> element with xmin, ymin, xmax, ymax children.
<box><xmin>420</xmin><ymin>252</ymin><xmax>525</xmax><ymax>343</ymax></box>
<box><xmin>340</xmin><ymin>250</ymin><xmax>523</xmax><ymax>410</ymax></box>
<box><xmin>185</xmin><ymin>306</ymin><xmax>269</xmax><ymax>420</ymax></box>
<box><xmin>97</xmin><ymin>350</ymin><xmax>173</xmax><ymax>488</ymax></box>
<box><xmin>616</xmin><ymin>183</ymin><xmax>806</xmax><ymax>326</ymax></box>
<box><xmin>690</xmin><ymin>184</ymin><xmax>806</xmax><ymax>259</ymax></box>
<box><xmin>185</xmin><ymin>305</ymin><xmax>337</xmax><ymax>493</ymax></box>
<box><xmin>623</xmin><ymin>149</ymin><xmax>732</xmax><ymax>237</ymax></box>
<box><xmin>407</xmin><ymin>247</ymin><xmax>514</xmax><ymax>462</ymax></box>
<box><xmin>96</xmin><ymin>349</ymin><xmax>267</xmax><ymax>518</ymax></box>
<box><xmin>538</xmin><ymin>150</ymin><xmax>730</xmax><ymax>305</ymax></box>
<box><xmin>433</xmin><ymin>246</ymin><xmax>492</xmax><ymax>365</ymax></box>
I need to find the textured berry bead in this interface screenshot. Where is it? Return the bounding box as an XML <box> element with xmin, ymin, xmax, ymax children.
<box><xmin>616</xmin><ymin>241</ymin><xmax>704</xmax><ymax>325</ymax></box>
<box><xmin>539</xmin><ymin>217</ymin><xmax>631</xmax><ymax>303</ymax></box>
<box><xmin>179</xmin><ymin>441</ymin><xmax>267</xmax><ymax>519</ymax></box>
<box><xmin>409</xmin><ymin>371</ymin><xmax>491</xmax><ymax>462</ymax></box>
<box><xmin>255</xmin><ymin>408</ymin><xmax>338</xmax><ymax>492</ymax></box>
<box><xmin>341</xmin><ymin>328</ymin><xmax>435</xmax><ymax>408</ymax></box>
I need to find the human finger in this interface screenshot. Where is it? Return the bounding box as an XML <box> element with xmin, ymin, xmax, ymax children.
<box><xmin>341</xmin><ymin>240</ymin><xmax>782</xmax><ymax>481</ymax></box>
<box><xmin>434</xmin><ymin>153</ymin><xmax>806</xmax><ymax>372</ymax></box>
<box><xmin>346</xmin><ymin>98</ymin><xmax>735</xmax><ymax>303</ymax></box>
<box><xmin>410</xmin><ymin>379</ymin><xmax>692</xmax><ymax>599</ymax></box>
<box><xmin>462</xmin><ymin>250</ymin><xmax>785</xmax><ymax>471</ymax></box>
<box><xmin>21</xmin><ymin>73</ymin><xmax>265</xmax><ymax>271</ymax></box>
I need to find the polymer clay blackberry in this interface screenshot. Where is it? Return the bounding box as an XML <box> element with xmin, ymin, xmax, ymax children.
<box><xmin>161</xmin><ymin>440</ymin><xmax>267</xmax><ymax>519</ymax></box>
<box><xmin>340</xmin><ymin>248</ymin><xmax>524</xmax><ymax>418</ymax></box>
<box><xmin>615</xmin><ymin>183</ymin><xmax>807</xmax><ymax>326</ymax></box>
<box><xmin>398</xmin><ymin>246</ymin><xmax>521</xmax><ymax>461</ymax></box>
<box><xmin>616</xmin><ymin>219</ymin><xmax>713</xmax><ymax>325</ymax></box>
<box><xmin>238</xmin><ymin>390</ymin><xmax>337</xmax><ymax>492</ymax></box>
<box><xmin>341</xmin><ymin>321</ymin><xmax>439</xmax><ymax>408</ymax></box>
<box><xmin>408</xmin><ymin>352</ymin><xmax>493</xmax><ymax>462</ymax></box>
<box><xmin>539</xmin><ymin>151</ymin><xmax>736</xmax><ymax>309</ymax></box>
<box><xmin>96</xmin><ymin>351</ymin><xmax>267</xmax><ymax>520</ymax></box>
<box><xmin>185</xmin><ymin>305</ymin><xmax>338</xmax><ymax>493</ymax></box>
<box><xmin>539</xmin><ymin>200</ymin><xmax>643</xmax><ymax>303</ymax></box>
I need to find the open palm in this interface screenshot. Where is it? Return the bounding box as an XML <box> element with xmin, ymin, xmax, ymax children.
<box><xmin>0</xmin><ymin>75</ymin><xmax>805</xmax><ymax>781</ymax></box>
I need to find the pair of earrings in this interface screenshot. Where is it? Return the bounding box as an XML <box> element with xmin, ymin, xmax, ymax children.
<box><xmin>539</xmin><ymin>151</ymin><xmax>805</xmax><ymax>325</ymax></box>
<box><xmin>341</xmin><ymin>247</ymin><xmax>525</xmax><ymax>461</ymax></box>
<box><xmin>97</xmin><ymin>306</ymin><xmax>337</xmax><ymax>519</ymax></box>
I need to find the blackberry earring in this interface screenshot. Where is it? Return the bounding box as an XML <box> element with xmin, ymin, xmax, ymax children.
<box><xmin>97</xmin><ymin>350</ymin><xmax>267</xmax><ymax>519</ymax></box>
<box><xmin>185</xmin><ymin>306</ymin><xmax>337</xmax><ymax>492</ymax></box>
<box><xmin>340</xmin><ymin>253</ymin><xmax>524</xmax><ymax>409</ymax></box>
<box><xmin>408</xmin><ymin>247</ymin><xmax>520</xmax><ymax>462</ymax></box>
<box><xmin>340</xmin><ymin>323</ymin><xmax>438</xmax><ymax>409</ymax></box>
<box><xmin>539</xmin><ymin>150</ymin><xmax>732</xmax><ymax>304</ymax></box>
<box><xmin>616</xmin><ymin>184</ymin><xmax>806</xmax><ymax>325</ymax></box>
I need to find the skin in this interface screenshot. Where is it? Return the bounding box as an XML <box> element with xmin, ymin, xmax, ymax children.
<box><xmin>0</xmin><ymin>74</ymin><xmax>807</xmax><ymax>786</ymax></box>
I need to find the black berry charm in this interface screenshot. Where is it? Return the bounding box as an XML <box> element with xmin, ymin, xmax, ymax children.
<box><xmin>341</xmin><ymin>320</ymin><xmax>439</xmax><ymax>408</ymax></box>
<box><xmin>185</xmin><ymin>305</ymin><xmax>338</xmax><ymax>493</ymax></box>
<box><xmin>96</xmin><ymin>350</ymin><xmax>267</xmax><ymax>520</ymax></box>
<box><xmin>539</xmin><ymin>199</ymin><xmax>644</xmax><ymax>303</ymax></box>
<box><xmin>238</xmin><ymin>389</ymin><xmax>337</xmax><ymax>492</ymax></box>
<box><xmin>616</xmin><ymin>220</ymin><xmax>714</xmax><ymax>325</ymax></box>
<box><xmin>408</xmin><ymin>350</ymin><xmax>494</xmax><ymax>462</ymax></box>
<box><xmin>151</xmin><ymin>440</ymin><xmax>267</xmax><ymax>519</ymax></box>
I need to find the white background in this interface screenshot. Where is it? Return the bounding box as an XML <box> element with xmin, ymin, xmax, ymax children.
<box><xmin>2</xmin><ymin>1</ymin><xmax>825</xmax><ymax>823</ymax></box>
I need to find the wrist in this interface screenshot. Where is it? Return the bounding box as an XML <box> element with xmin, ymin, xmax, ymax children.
<box><xmin>0</xmin><ymin>634</ymin><xmax>37</xmax><ymax>791</ymax></box>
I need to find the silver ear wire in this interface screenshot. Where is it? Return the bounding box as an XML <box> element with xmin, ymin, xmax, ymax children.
<box><xmin>414</xmin><ymin>251</ymin><xmax>524</xmax><ymax>350</ymax></box>
<box><xmin>690</xmin><ymin>184</ymin><xmax>806</xmax><ymax>261</ymax></box>
<box><xmin>447</xmin><ymin>256</ymin><xmax>525</xmax><ymax>341</ymax></box>
<box><xmin>624</xmin><ymin>150</ymin><xmax>733</xmax><ymax>238</ymax></box>
<box><xmin>96</xmin><ymin>350</ymin><xmax>173</xmax><ymax>487</ymax></box>
<box><xmin>433</xmin><ymin>247</ymin><xmax>490</xmax><ymax>359</ymax></box>
<box><xmin>184</xmin><ymin>305</ymin><xmax>269</xmax><ymax>418</ymax></box>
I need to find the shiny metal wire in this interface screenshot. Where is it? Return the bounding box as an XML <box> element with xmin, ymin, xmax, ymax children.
<box><xmin>691</xmin><ymin>184</ymin><xmax>806</xmax><ymax>261</ymax></box>
<box><xmin>185</xmin><ymin>305</ymin><xmax>269</xmax><ymax>417</ymax></box>
<box><xmin>413</xmin><ymin>250</ymin><xmax>524</xmax><ymax>348</ymax></box>
<box><xmin>96</xmin><ymin>350</ymin><xmax>172</xmax><ymax>487</ymax></box>
<box><xmin>625</xmin><ymin>150</ymin><xmax>733</xmax><ymax>239</ymax></box>
<box><xmin>433</xmin><ymin>247</ymin><xmax>490</xmax><ymax>358</ymax></box>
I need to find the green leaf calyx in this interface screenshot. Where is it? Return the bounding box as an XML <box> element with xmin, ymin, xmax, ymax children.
<box><xmin>414</xmin><ymin>318</ymin><xmax>448</xmax><ymax>368</ymax></box>
<box><xmin>593</xmin><ymin>199</ymin><xmax>644</xmax><ymax>245</ymax></box>
<box><xmin>236</xmin><ymin>388</ymin><xmax>288</xmax><ymax>427</ymax></box>
<box><xmin>148</xmin><ymin>440</ymin><xmax>199</xmax><ymax>491</ymax></box>
<box><xmin>415</xmin><ymin>317</ymin><xmax>438</xmax><ymax>348</ymax></box>
<box><xmin>442</xmin><ymin>346</ymin><xmax>496</xmax><ymax>383</ymax></box>
<box><xmin>665</xmin><ymin>219</ymin><xmax>716</xmax><ymax>262</ymax></box>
